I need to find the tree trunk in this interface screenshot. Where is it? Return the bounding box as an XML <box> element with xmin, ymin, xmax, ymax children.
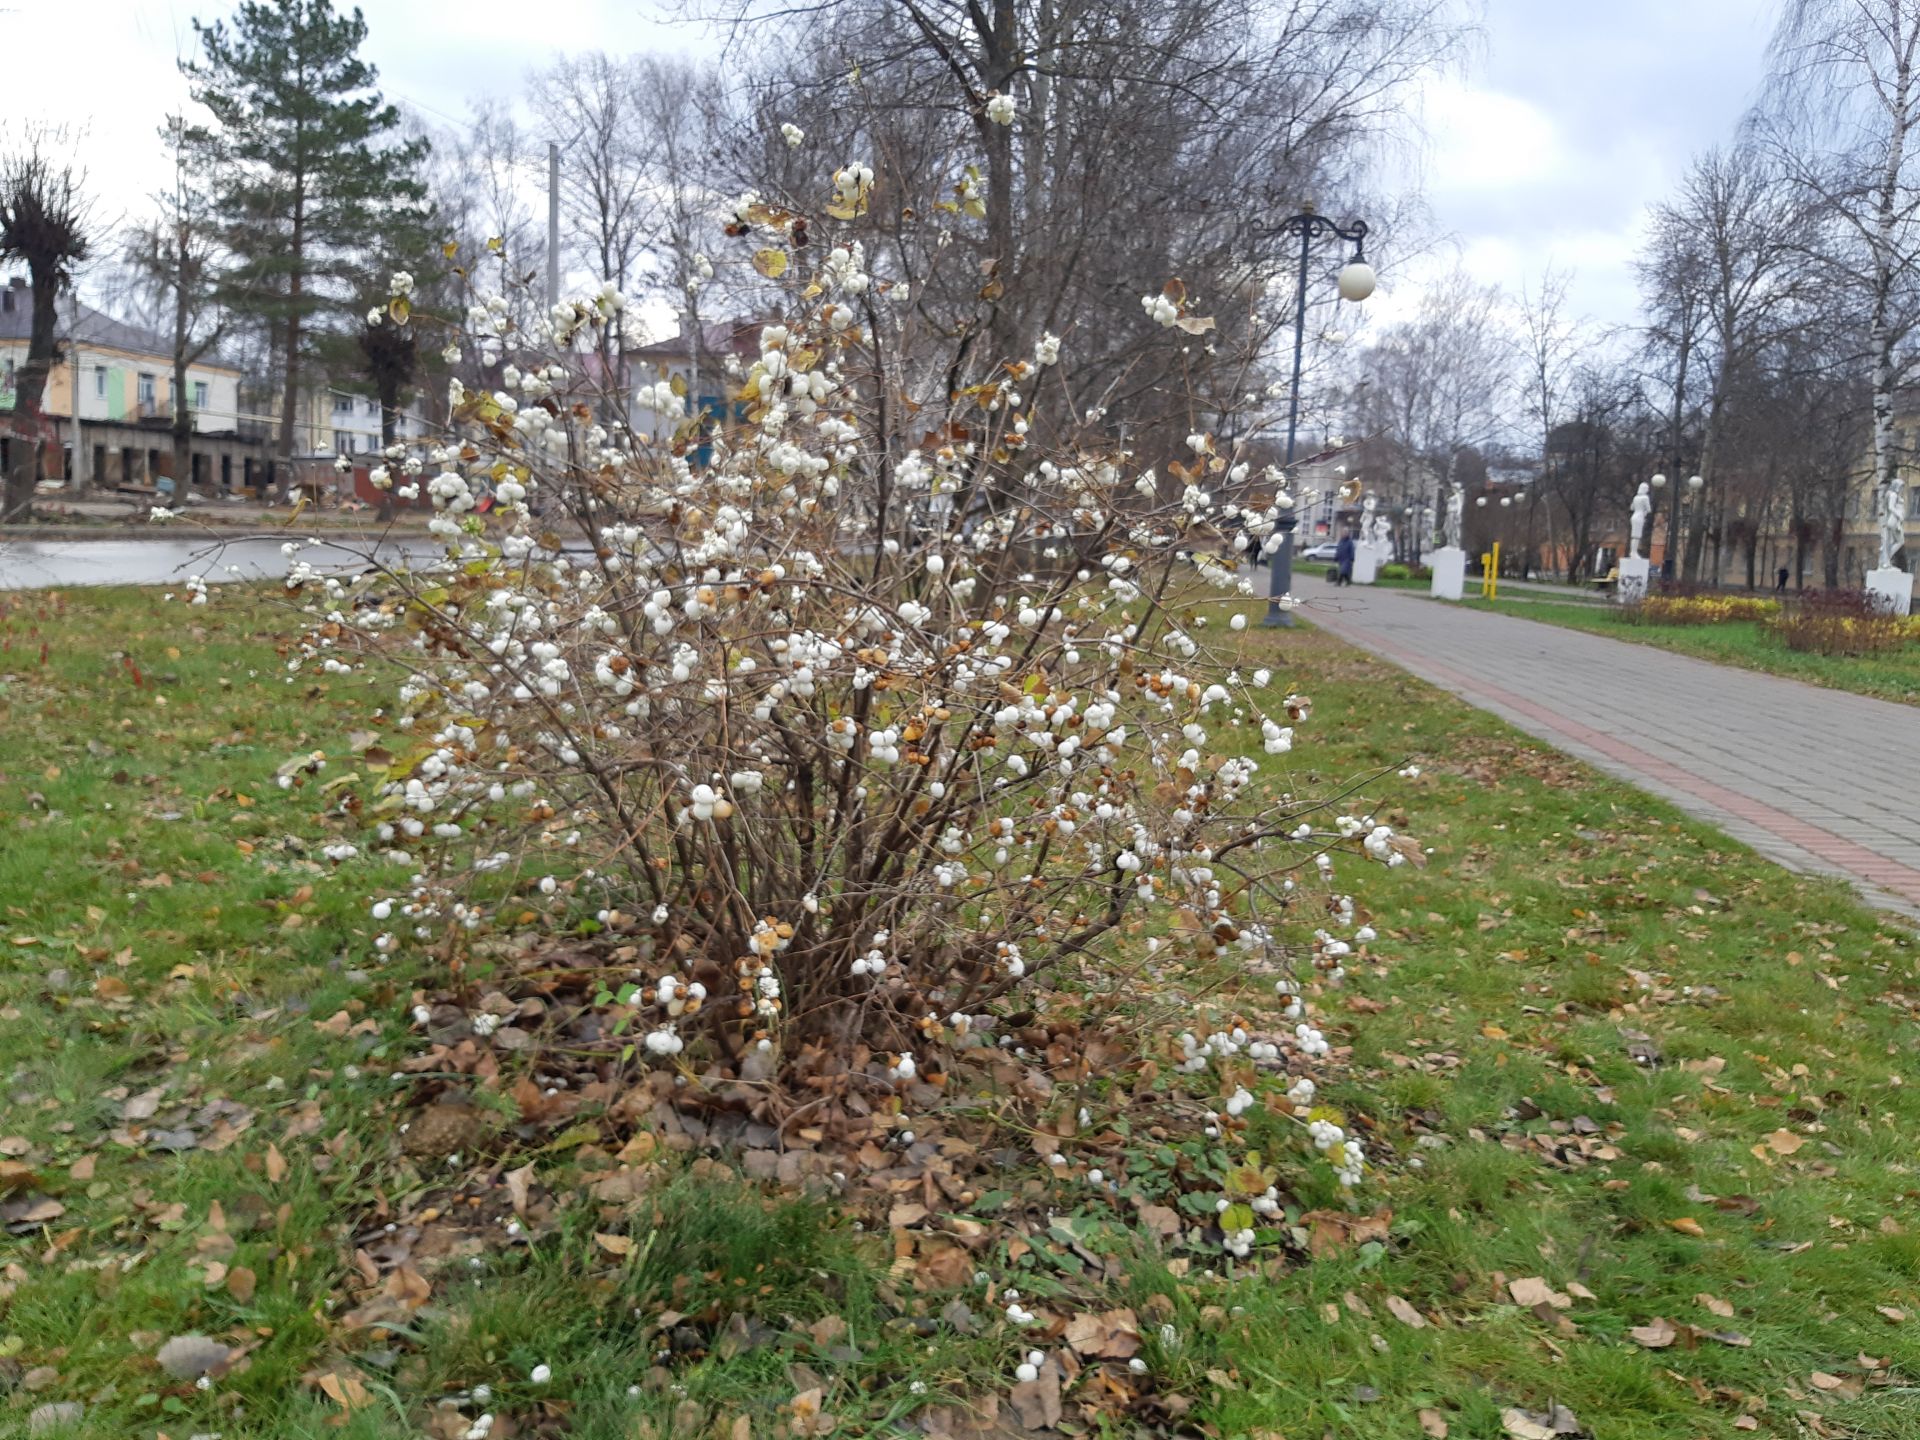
<box><xmin>279</xmin><ymin>191</ymin><xmax>305</xmax><ymax>483</ymax></box>
<box><xmin>376</xmin><ymin>377</ymin><xmax>398</xmax><ymax>523</ymax></box>
<box><xmin>171</xmin><ymin>348</ymin><xmax>192</xmax><ymax>503</ymax></box>
<box><xmin>2</xmin><ymin>266</ymin><xmax>61</xmax><ymax>521</ymax></box>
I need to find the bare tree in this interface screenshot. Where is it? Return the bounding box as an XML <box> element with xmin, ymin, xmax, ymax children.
<box><xmin>1644</xmin><ymin>146</ymin><xmax>1814</xmax><ymax>579</ymax></box>
<box><xmin>1354</xmin><ymin>266</ymin><xmax>1511</xmax><ymax>561</ymax></box>
<box><xmin>530</xmin><ymin>52</ymin><xmax>652</xmax><ymax>350</ymax></box>
<box><xmin>1756</xmin><ymin>0</ymin><xmax>1920</xmax><ymax>580</ymax></box>
<box><xmin>716</xmin><ymin>0</ymin><xmax>1464</xmax><ymax>448</ymax></box>
<box><xmin>0</xmin><ymin>128</ymin><xmax>91</xmax><ymax>521</ymax></box>
<box><xmin>1515</xmin><ymin>265</ymin><xmax>1580</xmax><ymax>576</ymax></box>
<box><xmin>121</xmin><ymin>116</ymin><xmax>230</xmax><ymax>498</ymax></box>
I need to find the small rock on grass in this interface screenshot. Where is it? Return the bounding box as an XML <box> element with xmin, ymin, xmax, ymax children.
<box><xmin>29</xmin><ymin>1402</ymin><xmax>85</xmax><ymax>1435</ymax></box>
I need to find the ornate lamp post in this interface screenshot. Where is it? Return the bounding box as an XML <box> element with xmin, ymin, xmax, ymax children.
<box><xmin>1258</xmin><ymin>208</ymin><xmax>1374</xmax><ymax>626</ymax></box>
<box><xmin>1649</xmin><ymin>473</ymin><xmax>1667</xmax><ymax>584</ymax></box>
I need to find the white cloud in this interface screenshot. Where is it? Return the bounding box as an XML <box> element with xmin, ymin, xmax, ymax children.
<box><xmin>1422</xmin><ymin>83</ymin><xmax>1562</xmax><ymax>193</ymax></box>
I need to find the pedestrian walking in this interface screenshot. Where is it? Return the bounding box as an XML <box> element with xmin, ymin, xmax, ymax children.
<box><xmin>1335</xmin><ymin>530</ymin><xmax>1356</xmax><ymax>586</ymax></box>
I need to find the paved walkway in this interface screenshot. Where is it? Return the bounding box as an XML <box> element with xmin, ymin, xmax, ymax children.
<box><xmin>1302</xmin><ymin>587</ymin><xmax>1920</xmax><ymax>918</ymax></box>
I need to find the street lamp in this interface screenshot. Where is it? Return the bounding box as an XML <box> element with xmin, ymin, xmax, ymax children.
<box><xmin>1681</xmin><ymin>476</ymin><xmax>1697</xmax><ymax>583</ymax></box>
<box><xmin>1257</xmin><ymin>207</ymin><xmax>1372</xmax><ymax>626</ymax></box>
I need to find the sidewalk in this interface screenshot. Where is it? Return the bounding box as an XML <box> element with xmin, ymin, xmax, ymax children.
<box><xmin>1302</xmin><ymin>586</ymin><xmax>1920</xmax><ymax>918</ymax></box>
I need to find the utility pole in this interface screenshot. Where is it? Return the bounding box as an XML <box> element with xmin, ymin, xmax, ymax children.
<box><xmin>67</xmin><ymin>298</ymin><xmax>87</xmax><ymax>496</ymax></box>
<box><xmin>546</xmin><ymin>142</ymin><xmax>560</xmax><ymax>312</ymax></box>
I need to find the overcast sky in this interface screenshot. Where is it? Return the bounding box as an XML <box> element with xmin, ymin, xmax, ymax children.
<box><xmin>2</xmin><ymin>0</ymin><xmax>1780</xmax><ymax>338</ymax></box>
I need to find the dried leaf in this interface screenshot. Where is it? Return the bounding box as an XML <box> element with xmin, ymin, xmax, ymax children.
<box><xmin>1630</xmin><ymin>1318</ymin><xmax>1678</xmax><ymax>1349</ymax></box>
<box><xmin>1509</xmin><ymin>1277</ymin><xmax>1572</xmax><ymax>1311</ymax></box>
<box><xmin>1419</xmin><ymin>1408</ymin><xmax>1450</xmax><ymax>1438</ymax></box>
<box><xmin>505</xmin><ymin>1162</ymin><xmax>535</xmax><ymax>1217</ymax></box>
<box><xmin>317</xmin><ymin>1368</ymin><xmax>375</xmax><ymax>1410</ymax></box>
<box><xmin>265</xmin><ymin>1143</ymin><xmax>287</xmax><ymax>1184</ymax></box>
<box><xmin>226</xmin><ymin>1266</ymin><xmax>257</xmax><ymax>1305</ymax></box>
<box><xmin>1385</xmin><ymin>1295</ymin><xmax>1428</xmax><ymax>1329</ymax></box>
<box><xmin>753</xmin><ymin>248</ymin><xmax>790</xmax><ymax>279</ymax></box>
<box><xmin>1765</xmin><ymin>1129</ymin><xmax>1805</xmax><ymax>1155</ymax></box>
<box><xmin>1696</xmin><ymin>1293</ymin><xmax>1734</xmax><ymax>1318</ymax></box>
<box><xmin>1668</xmin><ymin>1217</ymin><xmax>1706</xmax><ymax>1237</ymax></box>
<box><xmin>594</xmin><ymin>1231</ymin><xmax>635</xmax><ymax>1258</ymax></box>
<box><xmin>1007</xmin><ymin>1365</ymin><xmax>1063</xmax><ymax>1430</ymax></box>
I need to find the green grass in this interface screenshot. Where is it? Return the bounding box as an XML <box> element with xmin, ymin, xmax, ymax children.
<box><xmin>1447</xmin><ymin>594</ymin><xmax>1920</xmax><ymax>705</ymax></box>
<box><xmin>2</xmin><ymin>587</ymin><xmax>1916</xmax><ymax>1440</ymax></box>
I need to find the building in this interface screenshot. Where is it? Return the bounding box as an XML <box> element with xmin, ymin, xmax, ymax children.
<box><xmin>1</xmin><ymin>277</ymin><xmax>272</xmax><ymax>496</ymax></box>
<box><xmin>625</xmin><ymin>318</ymin><xmax>764</xmax><ymax>447</ymax></box>
<box><xmin>272</xmin><ymin>383</ymin><xmax>429</xmax><ymax>461</ymax></box>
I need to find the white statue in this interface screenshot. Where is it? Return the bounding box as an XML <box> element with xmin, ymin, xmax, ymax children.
<box><xmin>1880</xmin><ymin>476</ymin><xmax>1908</xmax><ymax>569</ymax></box>
<box><xmin>1629</xmin><ymin>481</ymin><xmax>1653</xmax><ymax>559</ymax></box>
<box><xmin>1443</xmin><ymin>483</ymin><xmax>1464</xmax><ymax>551</ymax></box>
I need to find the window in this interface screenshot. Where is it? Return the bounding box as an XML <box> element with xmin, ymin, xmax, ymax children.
<box><xmin>365</xmin><ymin>398</ymin><xmax>379</xmax><ymax>417</ymax></box>
<box><xmin>192</xmin><ymin>380</ymin><xmax>209</xmax><ymax>411</ymax></box>
<box><xmin>93</xmin><ymin>366</ymin><xmax>106</xmax><ymax>397</ymax></box>
<box><xmin>333</xmin><ymin>430</ymin><xmax>357</xmax><ymax>456</ymax></box>
<box><xmin>137</xmin><ymin>373</ymin><xmax>156</xmax><ymax>407</ymax></box>
<box><xmin>332</xmin><ymin>394</ymin><xmax>355</xmax><ymax>415</ymax></box>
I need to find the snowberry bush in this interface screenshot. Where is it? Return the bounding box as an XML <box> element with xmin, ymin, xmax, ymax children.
<box><xmin>284</xmin><ymin>159</ymin><xmax>1406</xmax><ymax>1197</ymax></box>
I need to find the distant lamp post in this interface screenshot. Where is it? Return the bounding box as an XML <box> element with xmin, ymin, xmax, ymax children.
<box><xmin>1255</xmin><ymin>207</ymin><xmax>1372</xmax><ymax>626</ymax></box>
<box><xmin>1475</xmin><ymin>496</ymin><xmax>1488</xmax><ymax>507</ymax></box>
<box><xmin>1683</xmin><ymin>475</ymin><xmax>1704</xmax><ymax>582</ymax></box>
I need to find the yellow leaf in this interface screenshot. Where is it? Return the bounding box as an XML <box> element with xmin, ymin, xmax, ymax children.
<box><xmin>594</xmin><ymin>1232</ymin><xmax>635</xmax><ymax>1257</ymax></box>
<box><xmin>753</xmin><ymin>248</ymin><xmax>790</xmax><ymax>279</ymax></box>
<box><xmin>386</xmin><ymin>296</ymin><xmax>411</xmax><ymax>324</ymax></box>
<box><xmin>1668</xmin><ymin>1217</ymin><xmax>1706</xmax><ymax>1237</ymax></box>
<box><xmin>1765</xmin><ymin>1129</ymin><xmax>1804</xmax><ymax>1155</ymax></box>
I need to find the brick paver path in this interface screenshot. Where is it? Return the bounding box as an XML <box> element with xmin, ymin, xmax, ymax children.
<box><xmin>1303</xmin><ymin>587</ymin><xmax>1920</xmax><ymax>918</ymax></box>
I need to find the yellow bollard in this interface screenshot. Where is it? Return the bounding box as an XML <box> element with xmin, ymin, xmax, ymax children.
<box><xmin>1489</xmin><ymin>541</ymin><xmax>1500</xmax><ymax>600</ymax></box>
<box><xmin>1480</xmin><ymin>552</ymin><xmax>1492</xmax><ymax>598</ymax></box>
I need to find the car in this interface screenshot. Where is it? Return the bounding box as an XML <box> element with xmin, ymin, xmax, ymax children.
<box><xmin>1298</xmin><ymin>540</ymin><xmax>1341</xmax><ymax>562</ymax></box>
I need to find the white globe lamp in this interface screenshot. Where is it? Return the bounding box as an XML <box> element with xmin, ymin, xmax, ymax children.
<box><xmin>1687</xmin><ymin>474</ymin><xmax>1704</xmax><ymax>493</ymax></box>
<box><xmin>1651</xmin><ymin>473</ymin><xmax>1667</xmax><ymax>488</ymax></box>
<box><xmin>1337</xmin><ymin>261</ymin><xmax>1376</xmax><ymax>303</ymax></box>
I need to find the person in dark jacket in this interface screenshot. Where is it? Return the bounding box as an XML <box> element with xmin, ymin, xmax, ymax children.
<box><xmin>1334</xmin><ymin>530</ymin><xmax>1356</xmax><ymax>586</ymax></box>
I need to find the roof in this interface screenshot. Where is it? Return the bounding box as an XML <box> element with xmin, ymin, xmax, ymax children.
<box><xmin>0</xmin><ymin>278</ymin><xmax>240</xmax><ymax>371</ymax></box>
<box><xmin>626</xmin><ymin>318</ymin><xmax>765</xmax><ymax>362</ymax></box>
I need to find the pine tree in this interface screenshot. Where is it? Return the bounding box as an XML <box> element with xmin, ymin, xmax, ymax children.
<box><xmin>183</xmin><ymin>0</ymin><xmax>429</xmax><ymax>463</ymax></box>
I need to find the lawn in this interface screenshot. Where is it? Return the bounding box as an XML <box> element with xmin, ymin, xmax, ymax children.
<box><xmin>1450</xmin><ymin>595</ymin><xmax>1920</xmax><ymax>706</ymax></box>
<box><xmin>2</xmin><ymin>585</ymin><xmax>1916</xmax><ymax>1440</ymax></box>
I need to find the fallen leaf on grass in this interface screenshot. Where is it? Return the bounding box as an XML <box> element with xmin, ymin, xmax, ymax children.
<box><xmin>1765</xmin><ymin>1129</ymin><xmax>1805</xmax><ymax>1155</ymax></box>
<box><xmin>1810</xmin><ymin>1371</ymin><xmax>1864</xmax><ymax>1399</ymax></box>
<box><xmin>1064</xmin><ymin>1307</ymin><xmax>1141</xmax><ymax>1359</ymax></box>
<box><xmin>1419</xmin><ymin>1408</ymin><xmax>1449</xmax><ymax>1438</ymax></box>
<box><xmin>1696</xmin><ymin>1293</ymin><xmax>1734</xmax><ymax>1318</ymax></box>
<box><xmin>316</xmin><ymin>1368</ymin><xmax>375</xmax><ymax>1410</ymax></box>
<box><xmin>1733</xmin><ymin>1417</ymin><xmax>1759</xmax><ymax>1431</ymax></box>
<box><xmin>1007</xmin><ymin>1365</ymin><xmax>1064</xmax><ymax>1430</ymax></box>
<box><xmin>265</xmin><ymin>1142</ymin><xmax>287</xmax><ymax>1184</ymax></box>
<box><xmin>1510</xmin><ymin>1277</ymin><xmax>1572</xmax><ymax>1310</ymax></box>
<box><xmin>1501</xmin><ymin>1404</ymin><xmax>1583</xmax><ymax>1439</ymax></box>
<box><xmin>594</xmin><ymin>1232</ymin><xmax>634</xmax><ymax>1258</ymax></box>
<box><xmin>1385</xmin><ymin>1295</ymin><xmax>1428</xmax><ymax>1329</ymax></box>
<box><xmin>226</xmin><ymin>1266</ymin><xmax>257</xmax><ymax>1304</ymax></box>
<box><xmin>505</xmin><ymin>1162</ymin><xmax>535</xmax><ymax>1217</ymax></box>
<box><xmin>1876</xmin><ymin>1305</ymin><xmax>1907</xmax><ymax>1323</ymax></box>
<box><xmin>67</xmin><ymin>1155</ymin><xmax>94</xmax><ymax>1182</ymax></box>
<box><xmin>1630</xmin><ymin>1318</ymin><xmax>1678</xmax><ymax>1349</ymax></box>
<box><xmin>1668</xmin><ymin>1217</ymin><xmax>1706</xmax><ymax>1237</ymax></box>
